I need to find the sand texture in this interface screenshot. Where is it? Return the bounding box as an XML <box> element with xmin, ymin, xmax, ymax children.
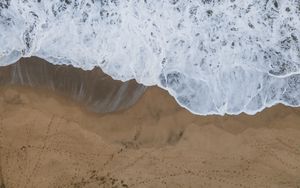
<box><xmin>0</xmin><ymin>86</ymin><xmax>300</xmax><ymax>188</ymax></box>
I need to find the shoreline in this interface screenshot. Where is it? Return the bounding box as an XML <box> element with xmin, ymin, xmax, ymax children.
<box><xmin>0</xmin><ymin>57</ymin><xmax>146</xmax><ymax>113</ymax></box>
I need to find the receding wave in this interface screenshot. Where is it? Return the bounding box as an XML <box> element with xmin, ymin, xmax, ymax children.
<box><xmin>0</xmin><ymin>57</ymin><xmax>146</xmax><ymax>113</ymax></box>
<box><xmin>0</xmin><ymin>0</ymin><xmax>300</xmax><ymax>115</ymax></box>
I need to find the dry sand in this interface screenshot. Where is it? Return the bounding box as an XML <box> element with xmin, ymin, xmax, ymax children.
<box><xmin>0</xmin><ymin>86</ymin><xmax>300</xmax><ymax>188</ymax></box>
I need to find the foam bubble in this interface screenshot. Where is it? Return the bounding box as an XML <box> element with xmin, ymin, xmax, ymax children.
<box><xmin>1</xmin><ymin>0</ymin><xmax>300</xmax><ymax>115</ymax></box>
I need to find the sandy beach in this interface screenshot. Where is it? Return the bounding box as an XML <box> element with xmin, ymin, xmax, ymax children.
<box><xmin>0</xmin><ymin>84</ymin><xmax>300</xmax><ymax>188</ymax></box>
<box><xmin>1</xmin><ymin>1</ymin><xmax>300</xmax><ymax>187</ymax></box>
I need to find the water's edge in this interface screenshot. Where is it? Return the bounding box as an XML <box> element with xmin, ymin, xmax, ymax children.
<box><xmin>0</xmin><ymin>56</ymin><xmax>147</xmax><ymax>113</ymax></box>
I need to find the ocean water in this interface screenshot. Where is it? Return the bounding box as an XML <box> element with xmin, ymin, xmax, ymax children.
<box><xmin>0</xmin><ymin>0</ymin><xmax>300</xmax><ymax>115</ymax></box>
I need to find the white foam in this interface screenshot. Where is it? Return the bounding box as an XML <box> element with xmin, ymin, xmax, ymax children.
<box><xmin>1</xmin><ymin>0</ymin><xmax>300</xmax><ymax>115</ymax></box>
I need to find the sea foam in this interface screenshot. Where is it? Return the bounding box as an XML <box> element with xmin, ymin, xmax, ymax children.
<box><xmin>1</xmin><ymin>0</ymin><xmax>300</xmax><ymax>115</ymax></box>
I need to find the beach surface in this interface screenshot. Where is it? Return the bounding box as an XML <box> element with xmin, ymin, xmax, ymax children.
<box><xmin>0</xmin><ymin>85</ymin><xmax>300</xmax><ymax>188</ymax></box>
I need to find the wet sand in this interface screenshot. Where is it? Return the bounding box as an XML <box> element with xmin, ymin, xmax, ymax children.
<box><xmin>0</xmin><ymin>57</ymin><xmax>146</xmax><ymax>113</ymax></box>
<box><xmin>0</xmin><ymin>85</ymin><xmax>300</xmax><ymax>188</ymax></box>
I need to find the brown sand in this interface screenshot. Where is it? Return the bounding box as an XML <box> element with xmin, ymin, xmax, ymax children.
<box><xmin>0</xmin><ymin>86</ymin><xmax>300</xmax><ymax>188</ymax></box>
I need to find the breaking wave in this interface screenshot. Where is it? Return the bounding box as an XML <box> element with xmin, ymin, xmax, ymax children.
<box><xmin>1</xmin><ymin>0</ymin><xmax>300</xmax><ymax>115</ymax></box>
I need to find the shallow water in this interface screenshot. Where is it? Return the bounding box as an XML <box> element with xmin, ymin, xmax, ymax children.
<box><xmin>0</xmin><ymin>57</ymin><xmax>146</xmax><ymax>113</ymax></box>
